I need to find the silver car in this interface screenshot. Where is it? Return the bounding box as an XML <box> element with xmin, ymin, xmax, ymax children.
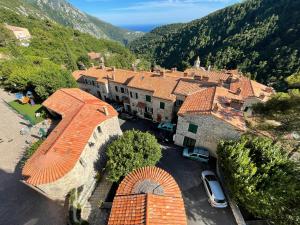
<box><xmin>201</xmin><ymin>170</ymin><xmax>228</xmax><ymax>208</ymax></box>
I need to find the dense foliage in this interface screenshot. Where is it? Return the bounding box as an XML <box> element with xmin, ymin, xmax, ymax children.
<box><xmin>0</xmin><ymin>8</ymin><xmax>149</xmax><ymax>99</ymax></box>
<box><xmin>130</xmin><ymin>0</ymin><xmax>300</xmax><ymax>90</ymax></box>
<box><xmin>106</xmin><ymin>130</ymin><xmax>162</xmax><ymax>182</ymax></box>
<box><xmin>1</xmin><ymin>0</ymin><xmax>143</xmax><ymax>44</ymax></box>
<box><xmin>0</xmin><ymin>56</ymin><xmax>77</xmax><ymax>100</ymax></box>
<box><xmin>218</xmin><ymin>135</ymin><xmax>300</xmax><ymax>225</ymax></box>
<box><xmin>253</xmin><ymin>72</ymin><xmax>300</xmax><ymax>133</ymax></box>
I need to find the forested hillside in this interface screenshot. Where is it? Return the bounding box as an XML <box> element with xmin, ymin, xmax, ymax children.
<box><xmin>130</xmin><ymin>0</ymin><xmax>300</xmax><ymax>89</ymax></box>
<box><xmin>0</xmin><ymin>0</ymin><xmax>143</xmax><ymax>44</ymax></box>
<box><xmin>0</xmin><ymin>8</ymin><xmax>145</xmax><ymax>100</ymax></box>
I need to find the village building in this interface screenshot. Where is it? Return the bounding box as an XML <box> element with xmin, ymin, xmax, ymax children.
<box><xmin>87</xmin><ymin>52</ymin><xmax>101</xmax><ymax>61</ymax></box>
<box><xmin>5</xmin><ymin>24</ymin><xmax>31</xmax><ymax>47</ymax></box>
<box><xmin>22</xmin><ymin>88</ymin><xmax>122</xmax><ymax>201</ymax></box>
<box><xmin>72</xmin><ymin>57</ymin><xmax>274</xmax><ymax>153</ymax></box>
<box><xmin>108</xmin><ymin>166</ymin><xmax>187</xmax><ymax>225</ymax></box>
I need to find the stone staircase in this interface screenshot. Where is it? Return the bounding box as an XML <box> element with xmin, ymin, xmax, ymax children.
<box><xmin>81</xmin><ymin>173</ymin><xmax>113</xmax><ymax>225</ymax></box>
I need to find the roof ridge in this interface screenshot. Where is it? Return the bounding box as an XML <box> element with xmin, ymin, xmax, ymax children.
<box><xmin>60</xmin><ymin>89</ymin><xmax>86</xmax><ymax>104</ymax></box>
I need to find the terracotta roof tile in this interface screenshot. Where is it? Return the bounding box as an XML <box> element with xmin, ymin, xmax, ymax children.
<box><xmin>173</xmin><ymin>79</ymin><xmax>206</xmax><ymax>96</ymax></box>
<box><xmin>178</xmin><ymin>87</ymin><xmax>246</xmax><ymax>131</ymax></box>
<box><xmin>22</xmin><ymin>88</ymin><xmax>118</xmax><ymax>185</ymax></box>
<box><xmin>127</xmin><ymin>73</ymin><xmax>180</xmax><ymax>101</ymax></box>
<box><xmin>108</xmin><ymin>167</ymin><xmax>187</xmax><ymax>225</ymax></box>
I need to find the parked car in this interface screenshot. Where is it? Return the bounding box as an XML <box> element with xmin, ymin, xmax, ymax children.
<box><xmin>157</xmin><ymin>122</ymin><xmax>176</xmax><ymax>132</ymax></box>
<box><xmin>182</xmin><ymin>147</ymin><xmax>209</xmax><ymax>163</ymax></box>
<box><xmin>119</xmin><ymin>113</ymin><xmax>135</xmax><ymax>120</ymax></box>
<box><xmin>112</xmin><ymin>103</ymin><xmax>124</xmax><ymax>112</ymax></box>
<box><xmin>201</xmin><ymin>170</ymin><xmax>228</xmax><ymax>208</ymax></box>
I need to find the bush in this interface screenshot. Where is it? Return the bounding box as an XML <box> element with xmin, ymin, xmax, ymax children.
<box><xmin>218</xmin><ymin>135</ymin><xmax>300</xmax><ymax>225</ymax></box>
<box><xmin>106</xmin><ymin>130</ymin><xmax>162</xmax><ymax>182</ymax></box>
<box><xmin>21</xmin><ymin>139</ymin><xmax>43</xmax><ymax>166</ymax></box>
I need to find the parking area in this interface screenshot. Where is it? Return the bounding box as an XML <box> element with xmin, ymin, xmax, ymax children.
<box><xmin>119</xmin><ymin>118</ymin><xmax>236</xmax><ymax>225</ymax></box>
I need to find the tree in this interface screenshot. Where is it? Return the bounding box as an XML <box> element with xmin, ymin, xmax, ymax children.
<box><xmin>218</xmin><ymin>135</ymin><xmax>300</xmax><ymax>225</ymax></box>
<box><xmin>106</xmin><ymin>130</ymin><xmax>162</xmax><ymax>182</ymax></box>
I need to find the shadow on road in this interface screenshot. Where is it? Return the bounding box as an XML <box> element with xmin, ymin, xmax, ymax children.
<box><xmin>0</xmin><ymin>161</ymin><xmax>67</xmax><ymax>225</ymax></box>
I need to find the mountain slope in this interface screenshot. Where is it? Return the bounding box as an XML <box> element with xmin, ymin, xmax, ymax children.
<box><xmin>0</xmin><ymin>0</ymin><xmax>143</xmax><ymax>44</ymax></box>
<box><xmin>130</xmin><ymin>0</ymin><xmax>300</xmax><ymax>89</ymax></box>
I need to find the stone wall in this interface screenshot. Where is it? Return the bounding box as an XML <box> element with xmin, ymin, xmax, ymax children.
<box><xmin>78</xmin><ymin>76</ymin><xmax>109</xmax><ymax>101</ymax></box>
<box><xmin>174</xmin><ymin>115</ymin><xmax>242</xmax><ymax>156</ymax></box>
<box><xmin>108</xmin><ymin>81</ymin><xmax>129</xmax><ymax>102</ymax></box>
<box><xmin>152</xmin><ymin>98</ymin><xmax>174</xmax><ymax>122</ymax></box>
<box><xmin>36</xmin><ymin>116</ymin><xmax>122</xmax><ymax>201</ymax></box>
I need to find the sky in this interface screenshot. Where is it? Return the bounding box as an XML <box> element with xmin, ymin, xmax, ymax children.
<box><xmin>68</xmin><ymin>0</ymin><xmax>241</xmax><ymax>28</ymax></box>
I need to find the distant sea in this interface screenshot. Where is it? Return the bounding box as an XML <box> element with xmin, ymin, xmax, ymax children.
<box><xmin>120</xmin><ymin>24</ymin><xmax>160</xmax><ymax>32</ymax></box>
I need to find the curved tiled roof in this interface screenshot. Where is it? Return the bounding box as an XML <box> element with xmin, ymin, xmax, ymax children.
<box><xmin>178</xmin><ymin>87</ymin><xmax>246</xmax><ymax>131</ymax></box>
<box><xmin>22</xmin><ymin>88</ymin><xmax>118</xmax><ymax>185</ymax></box>
<box><xmin>108</xmin><ymin>167</ymin><xmax>187</xmax><ymax>225</ymax></box>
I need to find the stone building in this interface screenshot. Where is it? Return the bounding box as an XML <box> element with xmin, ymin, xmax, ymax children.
<box><xmin>5</xmin><ymin>24</ymin><xmax>31</xmax><ymax>47</ymax></box>
<box><xmin>22</xmin><ymin>88</ymin><xmax>122</xmax><ymax>201</ymax></box>
<box><xmin>72</xmin><ymin>58</ymin><xmax>274</xmax><ymax>153</ymax></box>
<box><xmin>108</xmin><ymin>166</ymin><xmax>187</xmax><ymax>225</ymax></box>
<box><xmin>174</xmin><ymin>86</ymin><xmax>246</xmax><ymax>156</ymax></box>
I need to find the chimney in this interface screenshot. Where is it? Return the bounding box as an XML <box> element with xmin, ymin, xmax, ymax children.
<box><xmin>208</xmin><ymin>65</ymin><xmax>211</xmax><ymax>71</ymax></box>
<box><xmin>160</xmin><ymin>70</ymin><xmax>165</xmax><ymax>77</ymax></box>
<box><xmin>194</xmin><ymin>75</ymin><xmax>202</xmax><ymax>81</ymax></box>
<box><xmin>132</xmin><ymin>63</ymin><xmax>137</xmax><ymax>72</ymax></box>
<box><xmin>218</xmin><ymin>79</ymin><xmax>223</xmax><ymax>87</ymax></box>
<box><xmin>259</xmin><ymin>93</ymin><xmax>265</xmax><ymax>100</ymax></box>
<box><xmin>184</xmin><ymin>72</ymin><xmax>188</xmax><ymax>77</ymax></box>
<box><xmin>213</xmin><ymin>103</ymin><xmax>219</xmax><ymax>112</ymax></box>
<box><xmin>171</xmin><ymin>67</ymin><xmax>177</xmax><ymax>72</ymax></box>
<box><xmin>236</xmin><ymin>88</ymin><xmax>241</xmax><ymax>95</ymax></box>
<box><xmin>103</xmin><ymin>106</ymin><xmax>109</xmax><ymax>116</ymax></box>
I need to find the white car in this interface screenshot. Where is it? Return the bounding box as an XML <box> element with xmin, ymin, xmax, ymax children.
<box><xmin>201</xmin><ymin>170</ymin><xmax>228</xmax><ymax>208</ymax></box>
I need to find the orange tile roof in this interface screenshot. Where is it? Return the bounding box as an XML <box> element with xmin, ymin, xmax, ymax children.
<box><xmin>72</xmin><ymin>67</ymin><xmax>137</xmax><ymax>85</ymax></box>
<box><xmin>184</xmin><ymin>68</ymin><xmax>233</xmax><ymax>83</ymax></box>
<box><xmin>127</xmin><ymin>73</ymin><xmax>180</xmax><ymax>101</ymax></box>
<box><xmin>178</xmin><ymin>87</ymin><xmax>246</xmax><ymax>131</ymax></box>
<box><xmin>108</xmin><ymin>167</ymin><xmax>187</xmax><ymax>225</ymax></box>
<box><xmin>173</xmin><ymin>79</ymin><xmax>206</xmax><ymax>96</ymax></box>
<box><xmin>230</xmin><ymin>77</ymin><xmax>273</xmax><ymax>101</ymax></box>
<box><xmin>22</xmin><ymin>88</ymin><xmax>118</xmax><ymax>185</ymax></box>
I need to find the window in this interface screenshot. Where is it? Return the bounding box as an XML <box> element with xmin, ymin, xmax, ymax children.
<box><xmin>175</xmin><ymin>99</ymin><xmax>183</xmax><ymax>107</ymax></box>
<box><xmin>130</xmin><ymin>91</ymin><xmax>133</xmax><ymax>98</ymax></box>
<box><xmin>97</xmin><ymin>126</ymin><xmax>102</xmax><ymax>133</ymax></box>
<box><xmin>116</xmin><ymin>95</ymin><xmax>120</xmax><ymax>101</ymax></box>
<box><xmin>183</xmin><ymin>137</ymin><xmax>196</xmax><ymax>148</ymax></box>
<box><xmin>145</xmin><ymin>107</ymin><xmax>153</xmax><ymax>114</ymax></box>
<box><xmin>115</xmin><ymin>86</ymin><xmax>118</xmax><ymax>92</ymax></box>
<box><xmin>93</xmin><ymin>132</ymin><xmax>98</xmax><ymax>140</ymax></box>
<box><xmin>160</xmin><ymin>102</ymin><xmax>165</xmax><ymax>109</ymax></box>
<box><xmin>135</xmin><ymin>93</ymin><xmax>138</xmax><ymax>99</ymax></box>
<box><xmin>121</xmin><ymin>87</ymin><xmax>125</xmax><ymax>93</ymax></box>
<box><xmin>146</xmin><ymin>95</ymin><xmax>151</xmax><ymax>102</ymax></box>
<box><xmin>205</xmin><ymin>179</ymin><xmax>212</xmax><ymax>195</ymax></box>
<box><xmin>80</xmin><ymin>158</ymin><xmax>87</xmax><ymax>168</ymax></box>
<box><xmin>188</xmin><ymin>123</ymin><xmax>198</xmax><ymax>134</ymax></box>
<box><xmin>92</xmin><ymin>81</ymin><xmax>95</xmax><ymax>86</ymax></box>
<box><xmin>84</xmin><ymin>79</ymin><xmax>88</xmax><ymax>84</ymax></box>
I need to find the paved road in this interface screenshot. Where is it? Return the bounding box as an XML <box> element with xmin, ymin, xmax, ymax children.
<box><xmin>120</xmin><ymin>118</ymin><xmax>236</xmax><ymax>225</ymax></box>
<box><xmin>0</xmin><ymin>89</ymin><xmax>66</xmax><ymax>225</ymax></box>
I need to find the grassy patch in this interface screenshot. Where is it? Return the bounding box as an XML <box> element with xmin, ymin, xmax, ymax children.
<box><xmin>8</xmin><ymin>100</ymin><xmax>46</xmax><ymax>125</ymax></box>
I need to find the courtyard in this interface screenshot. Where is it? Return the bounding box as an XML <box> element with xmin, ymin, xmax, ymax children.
<box><xmin>119</xmin><ymin>118</ymin><xmax>236</xmax><ymax>225</ymax></box>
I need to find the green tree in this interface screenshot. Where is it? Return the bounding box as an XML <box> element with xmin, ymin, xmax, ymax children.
<box><xmin>218</xmin><ymin>135</ymin><xmax>300</xmax><ymax>225</ymax></box>
<box><xmin>106</xmin><ymin>130</ymin><xmax>162</xmax><ymax>182</ymax></box>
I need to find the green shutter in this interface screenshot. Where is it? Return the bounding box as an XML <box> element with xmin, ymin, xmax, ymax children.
<box><xmin>188</xmin><ymin>124</ymin><xmax>198</xmax><ymax>133</ymax></box>
<box><xmin>146</xmin><ymin>95</ymin><xmax>151</xmax><ymax>102</ymax></box>
<box><xmin>160</xmin><ymin>102</ymin><xmax>165</xmax><ymax>109</ymax></box>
